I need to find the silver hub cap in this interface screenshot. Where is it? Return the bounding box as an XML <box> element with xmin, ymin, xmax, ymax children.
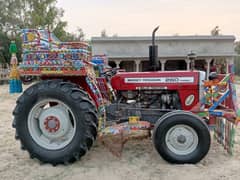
<box><xmin>165</xmin><ymin>124</ymin><xmax>199</xmax><ymax>155</ymax></box>
<box><xmin>28</xmin><ymin>99</ymin><xmax>76</xmax><ymax>150</ymax></box>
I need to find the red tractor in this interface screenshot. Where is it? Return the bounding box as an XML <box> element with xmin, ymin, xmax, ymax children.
<box><xmin>12</xmin><ymin>28</ymin><xmax>239</xmax><ymax>165</ymax></box>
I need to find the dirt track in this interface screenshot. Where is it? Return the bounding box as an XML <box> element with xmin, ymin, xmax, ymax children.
<box><xmin>0</xmin><ymin>84</ymin><xmax>240</xmax><ymax>180</ymax></box>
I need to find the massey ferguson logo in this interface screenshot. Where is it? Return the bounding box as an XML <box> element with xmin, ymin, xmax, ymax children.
<box><xmin>165</xmin><ymin>78</ymin><xmax>179</xmax><ymax>82</ymax></box>
<box><xmin>125</xmin><ymin>77</ymin><xmax>194</xmax><ymax>83</ymax></box>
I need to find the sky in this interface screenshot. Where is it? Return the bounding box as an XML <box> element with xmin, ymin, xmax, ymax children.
<box><xmin>56</xmin><ymin>0</ymin><xmax>240</xmax><ymax>39</ymax></box>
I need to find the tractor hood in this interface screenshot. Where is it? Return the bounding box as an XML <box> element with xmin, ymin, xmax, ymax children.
<box><xmin>111</xmin><ymin>71</ymin><xmax>201</xmax><ymax>91</ymax></box>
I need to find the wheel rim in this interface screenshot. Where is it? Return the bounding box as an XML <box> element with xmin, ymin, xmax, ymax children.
<box><xmin>165</xmin><ymin>124</ymin><xmax>199</xmax><ymax>155</ymax></box>
<box><xmin>28</xmin><ymin>99</ymin><xmax>76</xmax><ymax>150</ymax></box>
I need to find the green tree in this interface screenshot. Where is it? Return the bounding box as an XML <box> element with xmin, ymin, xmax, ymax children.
<box><xmin>0</xmin><ymin>0</ymin><xmax>66</xmax><ymax>31</ymax></box>
<box><xmin>75</xmin><ymin>27</ymin><xmax>85</xmax><ymax>41</ymax></box>
<box><xmin>0</xmin><ymin>0</ymin><xmax>24</xmax><ymax>31</ymax></box>
<box><xmin>53</xmin><ymin>21</ymin><xmax>75</xmax><ymax>42</ymax></box>
<box><xmin>26</xmin><ymin>0</ymin><xmax>64</xmax><ymax>29</ymax></box>
<box><xmin>235</xmin><ymin>41</ymin><xmax>240</xmax><ymax>53</ymax></box>
<box><xmin>0</xmin><ymin>31</ymin><xmax>11</xmax><ymax>64</ymax></box>
<box><xmin>235</xmin><ymin>41</ymin><xmax>240</xmax><ymax>75</ymax></box>
<box><xmin>0</xmin><ymin>0</ymin><xmax>86</xmax><ymax>63</ymax></box>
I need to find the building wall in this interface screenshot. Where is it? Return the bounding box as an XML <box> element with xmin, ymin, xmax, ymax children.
<box><xmin>92</xmin><ymin>36</ymin><xmax>236</xmax><ymax>58</ymax></box>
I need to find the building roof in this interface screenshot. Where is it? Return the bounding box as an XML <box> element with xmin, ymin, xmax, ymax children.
<box><xmin>92</xmin><ymin>35</ymin><xmax>236</xmax><ymax>42</ymax></box>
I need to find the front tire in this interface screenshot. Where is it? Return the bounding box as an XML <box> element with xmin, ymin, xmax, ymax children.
<box><xmin>153</xmin><ymin>111</ymin><xmax>210</xmax><ymax>164</ymax></box>
<box><xmin>13</xmin><ymin>80</ymin><xmax>98</xmax><ymax>165</ymax></box>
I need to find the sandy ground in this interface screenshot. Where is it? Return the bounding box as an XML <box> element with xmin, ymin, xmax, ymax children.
<box><xmin>0</xmin><ymin>84</ymin><xmax>240</xmax><ymax>180</ymax></box>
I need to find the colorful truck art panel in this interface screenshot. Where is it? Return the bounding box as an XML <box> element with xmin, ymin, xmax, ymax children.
<box><xmin>19</xmin><ymin>29</ymin><xmax>91</xmax><ymax>76</ymax></box>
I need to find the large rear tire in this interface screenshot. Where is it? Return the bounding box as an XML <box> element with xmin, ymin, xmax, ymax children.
<box><xmin>153</xmin><ymin>111</ymin><xmax>210</xmax><ymax>164</ymax></box>
<box><xmin>12</xmin><ymin>80</ymin><xmax>98</xmax><ymax>165</ymax></box>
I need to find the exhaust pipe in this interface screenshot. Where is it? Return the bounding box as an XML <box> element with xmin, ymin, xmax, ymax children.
<box><xmin>149</xmin><ymin>26</ymin><xmax>159</xmax><ymax>71</ymax></box>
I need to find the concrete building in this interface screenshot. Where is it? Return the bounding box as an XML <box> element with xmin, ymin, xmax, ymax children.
<box><xmin>91</xmin><ymin>35</ymin><xmax>236</xmax><ymax>77</ymax></box>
